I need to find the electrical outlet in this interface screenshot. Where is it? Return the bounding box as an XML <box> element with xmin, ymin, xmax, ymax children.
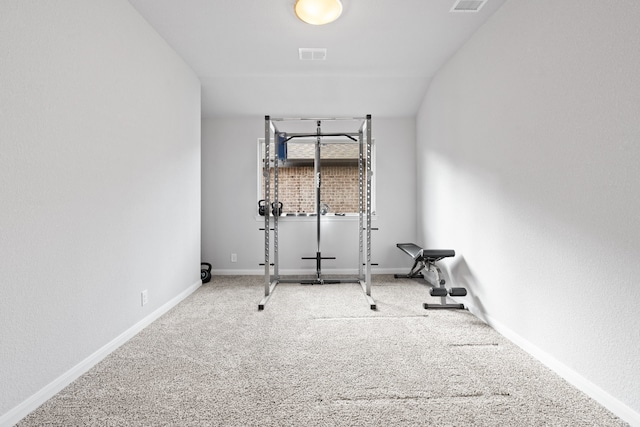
<box><xmin>141</xmin><ymin>290</ymin><xmax>148</xmax><ymax>306</ymax></box>
<box><xmin>231</xmin><ymin>253</ymin><xmax>237</xmax><ymax>263</ymax></box>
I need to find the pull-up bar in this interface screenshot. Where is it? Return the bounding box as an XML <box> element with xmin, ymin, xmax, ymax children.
<box><xmin>283</xmin><ymin>133</ymin><xmax>359</xmax><ymax>143</ymax></box>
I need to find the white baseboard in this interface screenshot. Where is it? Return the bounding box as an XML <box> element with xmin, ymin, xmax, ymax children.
<box><xmin>0</xmin><ymin>280</ymin><xmax>202</xmax><ymax>427</ymax></box>
<box><xmin>472</xmin><ymin>308</ymin><xmax>640</xmax><ymax>426</ymax></box>
<box><xmin>212</xmin><ymin>268</ymin><xmax>407</xmax><ymax>276</ymax></box>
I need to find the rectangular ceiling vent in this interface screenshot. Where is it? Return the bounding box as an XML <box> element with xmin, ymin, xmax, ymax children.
<box><xmin>451</xmin><ymin>0</ymin><xmax>487</xmax><ymax>12</ymax></box>
<box><xmin>299</xmin><ymin>48</ymin><xmax>327</xmax><ymax>61</ymax></box>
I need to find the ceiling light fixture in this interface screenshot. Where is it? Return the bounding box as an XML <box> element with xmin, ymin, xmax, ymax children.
<box><xmin>294</xmin><ymin>0</ymin><xmax>343</xmax><ymax>25</ymax></box>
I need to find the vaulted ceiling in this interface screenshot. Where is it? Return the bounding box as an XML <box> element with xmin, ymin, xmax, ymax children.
<box><xmin>128</xmin><ymin>0</ymin><xmax>508</xmax><ymax>118</ymax></box>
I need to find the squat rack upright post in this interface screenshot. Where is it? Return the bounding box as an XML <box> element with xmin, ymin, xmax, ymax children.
<box><xmin>258</xmin><ymin>115</ymin><xmax>375</xmax><ymax>310</ymax></box>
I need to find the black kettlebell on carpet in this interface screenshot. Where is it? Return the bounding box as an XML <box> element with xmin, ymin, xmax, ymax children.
<box><xmin>271</xmin><ymin>201</ymin><xmax>283</xmax><ymax>216</ymax></box>
<box><xmin>201</xmin><ymin>262</ymin><xmax>212</xmax><ymax>283</ymax></box>
<box><xmin>258</xmin><ymin>200</ymin><xmax>266</xmax><ymax>216</ymax></box>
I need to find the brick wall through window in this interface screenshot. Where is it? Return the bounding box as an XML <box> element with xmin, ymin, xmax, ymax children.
<box><xmin>263</xmin><ymin>166</ymin><xmax>360</xmax><ymax>214</ymax></box>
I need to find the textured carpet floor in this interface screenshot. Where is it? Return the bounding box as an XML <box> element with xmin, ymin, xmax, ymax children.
<box><xmin>19</xmin><ymin>275</ymin><xmax>626</xmax><ymax>426</ymax></box>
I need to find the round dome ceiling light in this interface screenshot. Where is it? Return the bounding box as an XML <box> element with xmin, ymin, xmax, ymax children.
<box><xmin>294</xmin><ymin>0</ymin><xmax>343</xmax><ymax>25</ymax></box>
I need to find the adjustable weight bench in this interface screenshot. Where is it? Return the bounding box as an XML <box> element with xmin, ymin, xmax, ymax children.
<box><xmin>394</xmin><ymin>243</ymin><xmax>467</xmax><ymax>309</ymax></box>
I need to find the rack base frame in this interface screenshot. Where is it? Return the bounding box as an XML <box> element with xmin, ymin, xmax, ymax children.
<box><xmin>258</xmin><ymin>278</ymin><xmax>376</xmax><ymax>311</ymax></box>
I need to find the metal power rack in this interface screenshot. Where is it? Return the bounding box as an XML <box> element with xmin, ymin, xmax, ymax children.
<box><xmin>259</xmin><ymin>115</ymin><xmax>375</xmax><ymax>310</ymax></box>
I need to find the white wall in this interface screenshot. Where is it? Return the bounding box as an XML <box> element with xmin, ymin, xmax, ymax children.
<box><xmin>0</xmin><ymin>0</ymin><xmax>201</xmax><ymax>423</ymax></box>
<box><xmin>416</xmin><ymin>0</ymin><xmax>640</xmax><ymax>423</ymax></box>
<box><xmin>202</xmin><ymin>117</ymin><xmax>416</xmax><ymax>275</ymax></box>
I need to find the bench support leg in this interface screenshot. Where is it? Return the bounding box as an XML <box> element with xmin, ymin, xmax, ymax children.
<box><xmin>393</xmin><ymin>258</ymin><xmax>426</xmax><ymax>279</ymax></box>
<box><xmin>423</xmin><ymin>264</ymin><xmax>465</xmax><ymax>310</ymax></box>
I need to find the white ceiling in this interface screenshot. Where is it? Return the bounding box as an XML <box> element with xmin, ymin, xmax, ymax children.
<box><xmin>127</xmin><ymin>0</ymin><xmax>508</xmax><ymax>119</ymax></box>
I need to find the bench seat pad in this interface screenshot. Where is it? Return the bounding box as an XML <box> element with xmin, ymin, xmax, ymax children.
<box><xmin>396</xmin><ymin>243</ymin><xmax>455</xmax><ymax>261</ymax></box>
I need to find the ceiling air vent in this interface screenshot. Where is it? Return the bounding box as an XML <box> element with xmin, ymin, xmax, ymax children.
<box><xmin>451</xmin><ymin>0</ymin><xmax>487</xmax><ymax>12</ymax></box>
<box><xmin>299</xmin><ymin>48</ymin><xmax>327</xmax><ymax>61</ymax></box>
